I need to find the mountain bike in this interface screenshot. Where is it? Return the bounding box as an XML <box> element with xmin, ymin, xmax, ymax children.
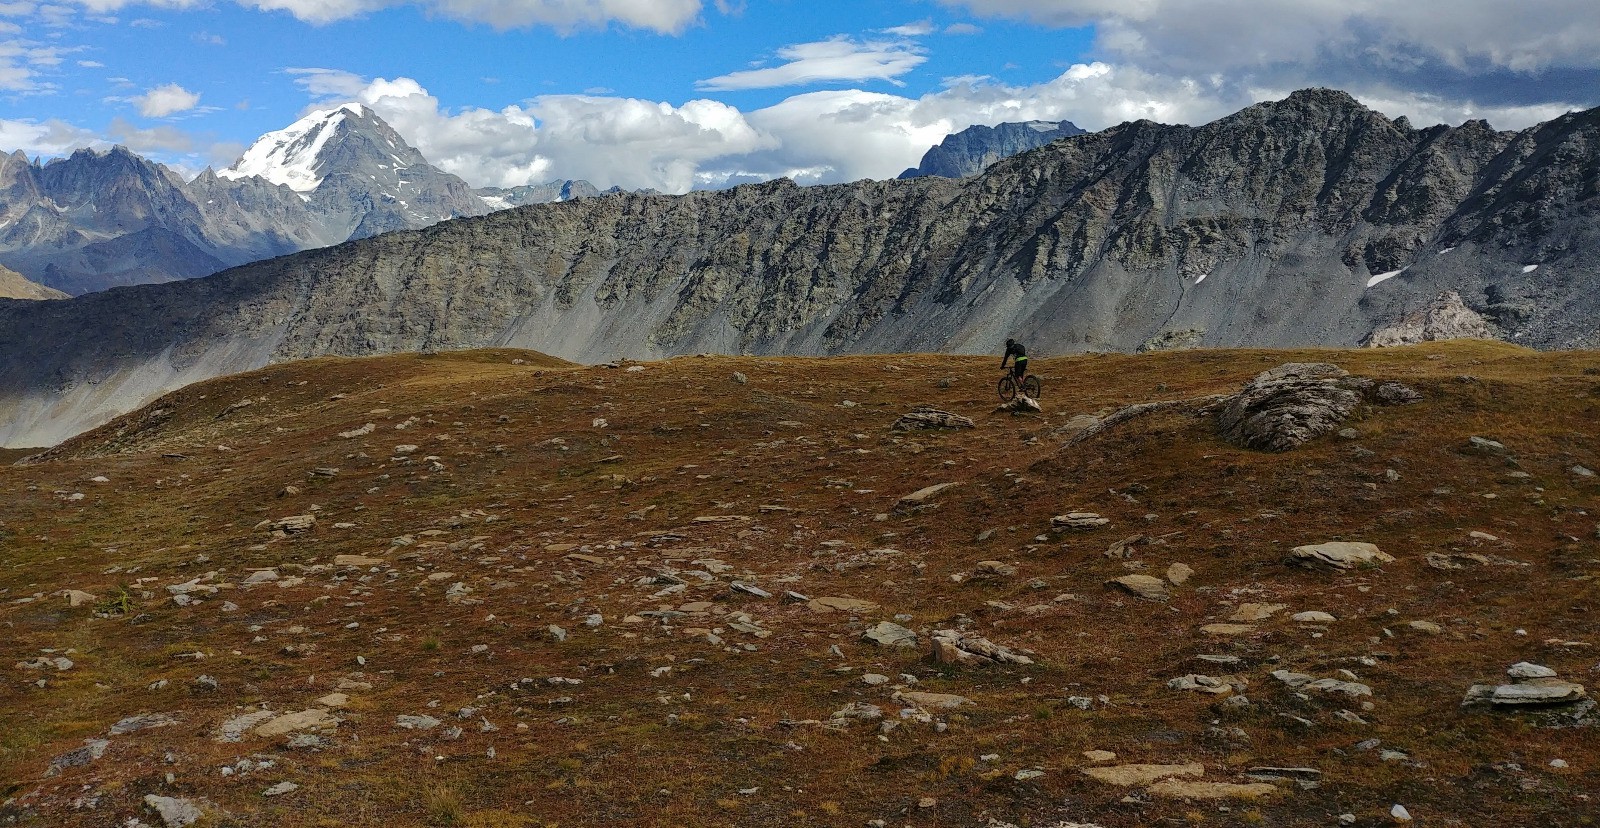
<box><xmin>997</xmin><ymin>370</ymin><xmax>1042</xmax><ymax>402</ymax></box>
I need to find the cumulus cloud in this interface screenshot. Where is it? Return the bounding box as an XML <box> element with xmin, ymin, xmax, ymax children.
<box><xmin>0</xmin><ymin>116</ymin><xmax>101</xmax><ymax>156</ymax></box>
<box><xmin>135</xmin><ymin>83</ymin><xmax>201</xmax><ymax>117</ymax></box>
<box><xmin>937</xmin><ymin>0</ymin><xmax>1600</xmax><ymax>110</ymax></box>
<box><xmin>697</xmin><ymin>36</ymin><xmax>927</xmax><ymax>91</ymax></box>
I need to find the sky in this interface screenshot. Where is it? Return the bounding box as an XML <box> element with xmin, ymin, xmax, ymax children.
<box><xmin>2</xmin><ymin>0</ymin><xmax>1598</xmax><ymax>194</ymax></box>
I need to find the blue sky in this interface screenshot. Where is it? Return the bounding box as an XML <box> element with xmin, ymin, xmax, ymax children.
<box><xmin>3</xmin><ymin>1</ymin><xmax>1597</xmax><ymax>193</ymax></box>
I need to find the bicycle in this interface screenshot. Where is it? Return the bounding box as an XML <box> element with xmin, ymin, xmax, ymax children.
<box><xmin>997</xmin><ymin>370</ymin><xmax>1042</xmax><ymax>402</ymax></box>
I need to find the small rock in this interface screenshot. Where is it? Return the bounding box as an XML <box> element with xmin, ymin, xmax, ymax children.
<box><xmin>46</xmin><ymin>739</ymin><xmax>110</xmax><ymax>776</ymax></box>
<box><xmin>1572</xmin><ymin>465</ymin><xmax>1596</xmax><ymax>478</ymax></box>
<box><xmin>1053</xmin><ymin>512</ymin><xmax>1110</xmax><ymax>529</ymax></box>
<box><xmin>1466</xmin><ymin>436</ymin><xmax>1507</xmax><ymax>454</ymax></box>
<box><xmin>1405</xmin><ymin>620</ymin><xmax>1443</xmax><ymax>635</ymax></box>
<box><xmin>1083</xmin><ymin>750</ymin><xmax>1117</xmax><ymax>763</ymax></box>
<box><xmin>262</xmin><ymin>781</ymin><xmax>299</xmax><ymax>797</ymax></box>
<box><xmin>1229</xmin><ymin>603</ymin><xmax>1287</xmax><ymax>622</ymax></box>
<box><xmin>896</xmin><ymin>482</ymin><xmax>960</xmax><ymax>509</ymax></box>
<box><xmin>1507</xmin><ymin>662</ymin><xmax>1558</xmax><ymax>679</ymax></box>
<box><xmin>65</xmin><ymin>589</ymin><xmax>98</xmax><ymax>607</ymax></box>
<box><xmin>1165</xmin><ymin>562</ymin><xmax>1194</xmax><ymax>585</ymax></box>
<box><xmin>143</xmin><ymin>795</ymin><xmax>205</xmax><ymax>828</ymax></box>
<box><xmin>1391</xmin><ymin>803</ymin><xmax>1413</xmax><ymax>823</ymax></box>
<box><xmin>929</xmin><ymin>629</ymin><xmax>1034</xmax><ymax>665</ymax></box>
<box><xmin>862</xmin><ymin>621</ymin><xmax>918</xmax><ymax>648</ymax></box>
<box><xmin>974</xmin><ymin>560</ymin><xmax>1017</xmax><ymax>577</ymax></box>
<box><xmin>395</xmin><ymin>715</ymin><xmax>442</xmax><ymax>730</ymax></box>
<box><xmin>1292</xmin><ymin>611</ymin><xmax>1337</xmax><ymax>624</ymax></box>
<box><xmin>1290</xmin><ymin>541</ymin><xmax>1394</xmax><ymax>570</ymax></box>
<box><xmin>862</xmin><ymin>673</ymin><xmax>890</xmax><ymax>686</ymax></box>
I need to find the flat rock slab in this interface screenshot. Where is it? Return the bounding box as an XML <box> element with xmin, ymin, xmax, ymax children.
<box><xmin>1108</xmin><ymin>574</ymin><xmax>1168</xmax><ymax>601</ymax></box>
<box><xmin>1147</xmin><ymin>779</ymin><xmax>1279</xmax><ymax>800</ymax></box>
<box><xmin>217</xmin><ymin>710</ymin><xmax>278</xmax><ymax>743</ymax></box>
<box><xmin>896</xmin><ymin>691</ymin><xmax>971</xmax><ymax>710</ymax></box>
<box><xmin>1229</xmin><ymin>603</ymin><xmax>1288</xmax><ymax>622</ymax></box>
<box><xmin>1464</xmin><ymin>679</ymin><xmax>1587</xmax><ymax>706</ymax></box>
<box><xmin>862</xmin><ymin>621</ymin><xmax>918</xmax><ymax>648</ymax></box>
<box><xmin>144</xmin><ymin>795</ymin><xmax>207</xmax><ymax>828</ymax></box>
<box><xmin>110</xmin><ymin>712</ymin><xmax>182</xmax><ymax>735</ymax></box>
<box><xmin>1291</xmin><ymin>542</ymin><xmax>1393</xmax><ymax>570</ymax></box>
<box><xmin>1083</xmin><ymin>763</ymin><xmax>1204</xmax><ymax>787</ymax></box>
<box><xmin>1292</xmin><ymin>611</ymin><xmax>1337</xmax><ymax>624</ymax></box>
<box><xmin>254</xmin><ymin>709</ymin><xmax>340</xmax><ymax>738</ymax></box>
<box><xmin>897</xmin><ymin>483</ymin><xmax>960</xmax><ymax>508</ymax></box>
<box><xmin>808</xmin><ymin>597</ymin><xmax>879</xmax><ymax>614</ymax></box>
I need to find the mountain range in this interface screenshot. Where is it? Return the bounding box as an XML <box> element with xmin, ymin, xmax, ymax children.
<box><xmin>1</xmin><ymin>88</ymin><xmax>1598</xmax><ymax>447</ymax></box>
<box><xmin>900</xmin><ymin>119</ymin><xmax>1086</xmax><ymax>178</ymax></box>
<box><xmin>0</xmin><ymin>104</ymin><xmax>608</xmax><ymax>296</ymax></box>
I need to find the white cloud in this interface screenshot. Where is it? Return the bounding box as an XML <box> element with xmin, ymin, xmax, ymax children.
<box><xmin>697</xmin><ymin>36</ymin><xmax>927</xmax><ymax>91</ymax></box>
<box><xmin>881</xmin><ymin>19</ymin><xmax>935</xmax><ymax>37</ymax></box>
<box><xmin>938</xmin><ymin>0</ymin><xmax>1600</xmax><ymax>75</ymax></box>
<box><xmin>240</xmin><ymin>0</ymin><xmax>703</xmax><ymax>31</ymax></box>
<box><xmin>0</xmin><ymin>116</ymin><xmax>100</xmax><ymax>156</ymax></box>
<box><xmin>290</xmin><ymin>65</ymin><xmax>1224</xmax><ymax>195</ymax></box>
<box><xmin>134</xmin><ymin>82</ymin><xmax>200</xmax><ymax>117</ymax></box>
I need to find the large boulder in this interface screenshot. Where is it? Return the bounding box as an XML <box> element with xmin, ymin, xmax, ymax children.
<box><xmin>1217</xmin><ymin>363</ymin><xmax>1360</xmax><ymax>451</ymax></box>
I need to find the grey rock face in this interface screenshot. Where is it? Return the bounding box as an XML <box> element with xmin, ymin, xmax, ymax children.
<box><xmin>900</xmin><ymin>120</ymin><xmax>1086</xmax><ymax>178</ymax></box>
<box><xmin>1367</xmin><ymin>291</ymin><xmax>1500</xmax><ymax>346</ymax></box>
<box><xmin>4</xmin><ymin>89</ymin><xmax>1600</xmax><ymax>447</ymax></box>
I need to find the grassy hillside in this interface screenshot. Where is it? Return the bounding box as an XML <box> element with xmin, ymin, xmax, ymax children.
<box><xmin>2</xmin><ymin>342</ymin><xmax>1597</xmax><ymax>827</ymax></box>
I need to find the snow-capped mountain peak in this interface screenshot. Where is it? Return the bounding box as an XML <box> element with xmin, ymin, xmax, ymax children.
<box><xmin>219</xmin><ymin>102</ymin><xmax>397</xmax><ymax>193</ymax></box>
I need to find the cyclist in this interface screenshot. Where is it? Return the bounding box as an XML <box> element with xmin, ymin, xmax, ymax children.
<box><xmin>1001</xmin><ymin>338</ymin><xmax>1029</xmax><ymax>383</ymax></box>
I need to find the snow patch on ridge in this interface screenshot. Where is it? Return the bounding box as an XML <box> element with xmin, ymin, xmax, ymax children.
<box><xmin>1366</xmin><ymin>267</ymin><xmax>1407</xmax><ymax>288</ymax></box>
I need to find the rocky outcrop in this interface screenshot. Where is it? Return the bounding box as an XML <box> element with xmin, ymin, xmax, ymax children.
<box><xmin>4</xmin><ymin>89</ymin><xmax>1600</xmax><ymax>446</ymax></box>
<box><xmin>1216</xmin><ymin>364</ymin><xmax>1361</xmax><ymax>452</ymax></box>
<box><xmin>1367</xmin><ymin>291</ymin><xmax>1500</xmax><ymax>346</ymax></box>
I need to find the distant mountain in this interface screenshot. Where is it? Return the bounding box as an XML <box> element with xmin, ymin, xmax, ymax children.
<box><xmin>0</xmin><ymin>263</ymin><xmax>65</xmax><ymax>300</ymax></box>
<box><xmin>478</xmin><ymin>180</ymin><xmax>605</xmax><ymax>209</ymax></box>
<box><xmin>0</xmin><ymin>106</ymin><xmax>587</xmax><ymax>296</ymax></box>
<box><xmin>899</xmin><ymin>120</ymin><xmax>1086</xmax><ymax>179</ymax></box>
<box><xmin>219</xmin><ymin>103</ymin><xmax>489</xmax><ymax>241</ymax></box>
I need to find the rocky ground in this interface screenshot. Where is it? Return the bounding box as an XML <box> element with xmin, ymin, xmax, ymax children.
<box><xmin>1</xmin><ymin>342</ymin><xmax>1597</xmax><ymax>827</ymax></box>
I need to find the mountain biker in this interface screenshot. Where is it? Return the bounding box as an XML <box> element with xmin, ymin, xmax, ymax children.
<box><xmin>1001</xmin><ymin>338</ymin><xmax>1028</xmax><ymax>382</ymax></box>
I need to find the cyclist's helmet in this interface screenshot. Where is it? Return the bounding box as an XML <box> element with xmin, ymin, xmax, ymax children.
<box><xmin>1005</xmin><ymin>338</ymin><xmax>1015</xmax><ymax>348</ymax></box>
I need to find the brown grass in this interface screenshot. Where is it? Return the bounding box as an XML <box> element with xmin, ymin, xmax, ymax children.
<box><xmin>1</xmin><ymin>341</ymin><xmax>1597</xmax><ymax>827</ymax></box>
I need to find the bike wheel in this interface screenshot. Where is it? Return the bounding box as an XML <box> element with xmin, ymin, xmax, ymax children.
<box><xmin>1022</xmin><ymin>375</ymin><xmax>1042</xmax><ymax>399</ymax></box>
<box><xmin>997</xmin><ymin>375</ymin><xmax>1017</xmax><ymax>402</ymax></box>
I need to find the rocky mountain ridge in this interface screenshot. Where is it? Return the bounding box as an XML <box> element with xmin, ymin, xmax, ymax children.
<box><xmin>899</xmin><ymin>119</ymin><xmax>1086</xmax><ymax>178</ymax></box>
<box><xmin>1</xmin><ymin>88</ymin><xmax>1597</xmax><ymax>448</ymax></box>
